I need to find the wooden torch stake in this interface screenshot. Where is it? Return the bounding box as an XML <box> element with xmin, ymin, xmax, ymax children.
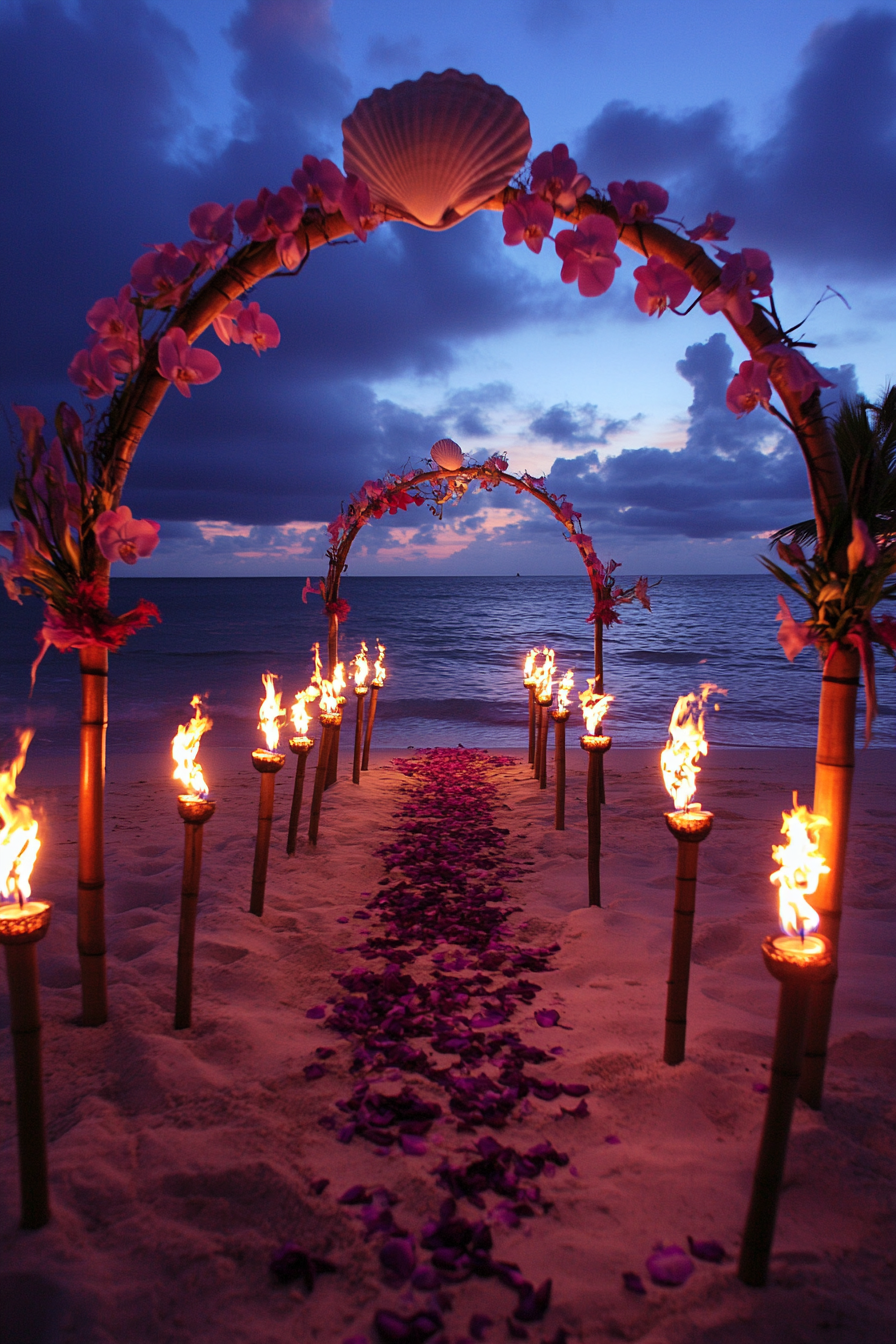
<box><xmin>553</xmin><ymin>712</ymin><xmax>568</xmax><ymax>830</ymax></box>
<box><xmin>738</xmin><ymin>936</ymin><xmax>835</xmax><ymax>1286</ymax></box>
<box><xmin>360</xmin><ymin>684</ymin><xmax>380</xmax><ymax>772</ymax></box>
<box><xmin>78</xmin><ymin>645</ymin><xmax>108</xmax><ymax>1026</ymax></box>
<box><xmin>308</xmin><ymin>716</ymin><xmax>339</xmax><ymax>845</ymax></box>
<box><xmin>352</xmin><ymin>688</ymin><xmax>368</xmax><ymax>785</ymax></box>
<box><xmin>662</xmin><ymin>811</ymin><xmax>714</xmax><ymax>1065</ymax></box>
<box><xmin>533</xmin><ymin>701</ymin><xmax>544</xmax><ymax>780</ymax></box>
<box><xmin>581</xmin><ymin>735</ymin><xmax>611</xmax><ymax>907</ymax></box>
<box><xmin>174</xmin><ymin>797</ymin><xmax>216</xmax><ymax>1030</ymax></box>
<box><xmin>537</xmin><ymin>698</ymin><xmax>551</xmax><ymax>790</ymax></box>
<box><xmin>799</xmin><ymin>645</ymin><xmax>858</xmax><ymax>1108</ymax></box>
<box><xmin>286</xmin><ymin>739</ymin><xmax>314</xmax><ymax>855</ymax></box>
<box><xmin>1</xmin><ymin>904</ymin><xmax>53</xmax><ymax>1229</ymax></box>
<box><xmin>249</xmin><ymin>751</ymin><xmax>284</xmax><ymax>916</ymax></box>
<box><xmin>527</xmin><ymin>684</ymin><xmax>536</xmax><ymax>767</ymax></box>
<box><xmin>325</xmin><ymin>706</ymin><xmax>343</xmax><ymax>790</ymax></box>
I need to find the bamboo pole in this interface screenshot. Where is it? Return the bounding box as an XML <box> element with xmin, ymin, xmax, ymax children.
<box><xmin>352</xmin><ymin>688</ymin><xmax>368</xmax><ymax>784</ymax></box>
<box><xmin>537</xmin><ymin>696</ymin><xmax>551</xmax><ymax>790</ymax></box>
<box><xmin>308</xmin><ymin>714</ymin><xmax>340</xmax><ymax>845</ymax></box>
<box><xmin>78</xmin><ymin>645</ymin><xmax>108</xmax><ymax>1026</ymax></box>
<box><xmin>662</xmin><ymin>810</ymin><xmax>714</xmax><ymax>1065</ymax></box>
<box><xmin>249</xmin><ymin>750</ymin><xmax>284</xmax><ymax>916</ymax></box>
<box><xmin>286</xmin><ymin>737</ymin><xmax>314</xmax><ymax>855</ymax></box>
<box><xmin>593</xmin><ymin>614</ymin><xmax>607</xmax><ymax>806</ymax></box>
<box><xmin>326</xmin><ymin>697</ymin><xmax>345</xmax><ymax>789</ymax></box>
<box><xmin>0</xmin><ymin>901</ymin><xmax>53</xmax><ymax>1229</ymax></box>
<box><xmin>361</xmin><ymin>684</ymin><xmax>380</xmax><ymax>772</ymax></box>
<box><xmin>553</xmin><ymin>711</ymin><xmax>568</xmax><ymax>830</ymax></box>
<box><xmin>174</xmin><ymin>797</ymin><xmax>216</xmax><ymax>1030</ymax></box>
<box><xmin>526</xmin><ymin>683</ymin><xmax>537</xmax><ymax>766</ymax></box>
<box><xmin>799</xmin><ymin>645</ymin><xmax>858</xmax><ymax>1107</ymax></box>
<box><xmin>533</xmin><ymin>700</ymin><xmax>544</xmax><ymax>780</ymax></box>
<box><xmin>581</xmin><ymin>734</ymin><xmax>611</xmax><ymax>907</ymax></box>
<box><xmin>738</xmin><ymin>935</ymin><xmax>835</xmax><ymax>1286</ymax></box>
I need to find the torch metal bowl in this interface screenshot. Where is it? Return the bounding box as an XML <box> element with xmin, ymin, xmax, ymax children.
<box><xmin>580</xmin><ymin>734</ymin><xmax>612</xmax><ymax>753</ymax></box>
<box><xmin>664</xmin><ymin>809</ymin><xmax>714</xmax><ymax>843</ymax></box>
<box><xmin>288</xmin><ymin>736</ymin><xmax>314</xmax><ymax>755</ymax></box>
<box><xmin>177</xmin><ymin>795</ymin><xmax>217</xmax><ymax>825</ymax></box>
<box><xmin>252</xmin><ymin>749</ymin><xmax>286</xmax><ymax>773</ymax></box>
<box><xmin>0</xmin><ymin>900</ymin><xmax>53</xmax><ymax>946</ymax></box>
<box><xmin>762</xmin><ymin>933</ymin><xmax>835</xmax><ymax>983</ymax></box>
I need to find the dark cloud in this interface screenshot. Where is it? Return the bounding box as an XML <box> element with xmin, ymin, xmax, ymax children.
<box><xmin>545</xmin><ymin>333</ymin><xmax>857</xmax><ymax>540</ymax></box>
<box><xmin>366</xmin><ymin>34</ymin><xmax>424</xmax><ymax>71</ymax></box>
<box><xmin>529</xmin><ymin>403</ymin><xmax>632</xmax><ymax>447</ymax></box>
<box><xmin>578</xmin><ymin>9</ymin><xmax>896</xmax><ymax>273</ymax></box>
<box><xmin>438</xmin><ymin>383</ymin><xmax>514</xmax><ymax>438</ymax></box>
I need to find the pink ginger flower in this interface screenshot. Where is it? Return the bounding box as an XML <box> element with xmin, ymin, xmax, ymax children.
<box><xmin>776</xmin><ymin>539</ymin><xmax>805</xmax><ymax>567</ymax></box>
<box><xmin>341</xmin><ymin>174</ymin><xmax>382</xmax><ymax>241</ymax></box>
<box><xmin>871</xmin><ymin>613</ymin><xmax>896</xmax><ymax>652</ymax></box>
<box><xmin>94</xmin><ymin>506</ymin><xmax>160</xmax><ymax>564</ymax></box>
<box><xmin>847</xmin><ymin>517</ymin><xmax>879</xmax><ymax>571</ymax></box>
<box><xmin>607</xmin><ymin>180</ymin><xmax>669</xmax><ymax>224</ymax></box>
<box><xmin>157</xmin><ymin>328</ymin><xmax>222</xmax><ymax>397</ymax></box>
<box><xmin>700</xmin><ymin>248</ymin><xmax>773</xmax><ymax>326</ymax></box>
<box><xmin>189</xmin><ymin>201</ymin><xmax>234</xmax><ymax>243</ymax></box>
<box><xmin>236</xmin><ymin>302</ymin><xmax>281</xmax><ymax>355</ymax></box>
<box><xmin>776</xmin><ymin>595</ymin><xmax>814</xmax><ymax>660</ymax></box>
<box><xmin>212</xmin><ymin>300</ymin><xmax>245</xmax><ymax>345</ymax></box>
<box><xmin>726</xmin><ymin>360</ymin><xmax>772</xmax><ymax>416</ymax></box>
<box><xmin>761</xmin><ymin>343</ymin><xmax>834</xmax><ymax>405</ymax></box>
<box><xmin>530</xmin><ymin>144</ymin><xmax>591</xmax><ymax>211</ymax></box>
<box><xmin>68</xmin><ymin>344</ymin><xmax>117</xmax><ymax>398</ymax></box>
<box><xmin>686</xmin><ymin>212</ymin><xmax>735</xmax><ymax>242</ymax></box>
<box><xmin>555</xmin><ymin>214</ymin><xmax>621</xmax><ymax>297</ymax></box>
<box><xmin>632</xmin><ymin>254</ymin><xmax>691</xmax><ymax>316</ymax></box>
<box><xmin>634</xmin><ymin>576</ymin><xmax>651</xmax><ymax>610</ymax></box>
<box><xmin>130</xmin><ymin>242</ymin><xmax>194</xmax><ymax>305</ymax></box>
<box><xmin>502</xmin><ymin>193</ymin><xmax>554</xmax><ymax>253</ymax></box>
<box><xmin>295</xmin><ymin>157</ymin><xmax>346</xmax><ymax>213</ymax></box>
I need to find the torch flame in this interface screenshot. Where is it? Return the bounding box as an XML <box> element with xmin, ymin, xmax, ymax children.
<box><xmin>290</xmin><ymin>685</ymin><xmax>319</xmax><ymax>737</ymax></box>
<box><xmin>0</xmin><ymin>730</ymin><xmax>40</xmax><ymax>907</ymax></box>
<box><xmin>172</xmin><ymin>695</ymin><xmax>212</xmax><ymax>799</ymax></box>
<box><xmin>533</xmin><ymin>647</ymin><xmax>555</xmax><ymax>700</ymax></box>
<box><xmin>310</xmin><ymin>642</ymin><xmax>345</xmax><ymax>716</ymax></box>
<box><xmin>770</xmin><ymin>792</ymin><xmax>828</xmax><ymax>938</ymax></box>
<box><xmin>372</xmin><ymin>641</ymin><xmax>387</xmax><ymax>687</ymax></box>
<box><xmin>352</xmin><ymin>641</ymin><xmax>370</xmax><ymax>689</ymax></box>
<box><xmin>258</xmin><ymin>672</ymin><xmax>286</xmax><ymax>751</ymax></box>
<box><xmin>579</xmin><ymin>678</ymin><xmax>613</xmax><ymax>735</ymax></box>
<box><xmin>660</xmin><ymin>683</ymin><xmax>725</xmax><ymax>811</ymax></box>
<box><xmin>557</xmin><ymin>669</ymin><xmax>574</xmax><ymax>714</ymax></box>
<box><xmin>523</xmin><ymin>647</ymin><xmax>539</xmax><ymax>684</ymax></box>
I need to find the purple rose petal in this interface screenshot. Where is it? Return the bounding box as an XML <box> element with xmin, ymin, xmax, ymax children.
<box><xmin>337</xmin><ymin>1185</ymin><xmax>370</xmax><ymax>1205</ymax></box>
<box><xmin>411</xmin><ymin>1266</ymin><xmax>440</xmax><ymax>1291</ymax></box>
<box><xmin>336</xmin><ymin>916</ymin><xmax>349</xmax><ymax>924</ymax></box>
<box><xmin>752</xmin><ymin>1081</ymin><xmax>769</xmax><ymax>1093</ymax></box>
<box><xmin>379</xmin><ymin>1237</ymin><xmax>416</xmax><ymax>1286</ymax></box>
<box><xmin>622</xmin><ymin>1271</ymin><xmax>646</xmax><ymax>1295</ymax></box>
<box><xmin>304</xmin><ymin>1063</ymin><xmax>326</xmax><ymax>1081</ymax></box>
<box><xmin>646</xmin><ymin>1244</ymin><xmax>694</xmax><ymax>1287</ymax></box>
<box><xmin>604</xmin><ymin>1134</ymin><xmax>621</xmax><ymax>1145</ymax></box>
<box><xmin>534</xmin><ymin>1009</ymin><xmax>560</xmax><ymax>1028</ymax></box>
<box><xmin>305</xmin><ymin>1005</ymin><xmax>326</xmax><ymax>1019</ymax></box>
<box><xmin>400</xmin><ymin>1134</ymin><xmax>428</xmax><ymax>1156</ymax></box>
<box><xmin>687</xmin><ymin>1236</ymin><xmax>726</xmax><ymax>1263</ymax></box>
<box><xmin>309</xmin><ymin>1178</ymin><xmax>329</xmax><ymax>1196</ymax></box>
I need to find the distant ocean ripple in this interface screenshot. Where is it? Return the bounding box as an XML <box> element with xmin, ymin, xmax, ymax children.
<box><xmin>1</xmin><ymin>575</ymin><xmax>892</xmax><ymax>757</ymax></box>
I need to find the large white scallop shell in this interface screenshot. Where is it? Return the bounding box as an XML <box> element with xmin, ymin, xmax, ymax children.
<box><xmin>430</xmin><ymin>438</ymin><xmax>464</xmax><ymax>470</ymax></box>
<box><xmin>342</xmin><ymin>70</ymin><xmax>531</xmax><ymax>231</ymax></box>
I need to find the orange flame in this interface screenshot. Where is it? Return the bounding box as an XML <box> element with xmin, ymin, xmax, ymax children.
<box><xmin>310</xmin><ymin>642</ymin><xmax>345</xmax><ymax>716</ymax></box>
<box><xmin>0</xmin><ymin>730</ymin><xmax>40</xmax><ymax>907</ymax></box>
<box><xmin>372</xmin><ymin>641</ymin><xmax>387</xmax><ymax>687</ymax></box>
<box><xmin>172</xmin><ymin>695</ymin><xmax>212</xmax><ymax>799</ymax></box>
<box><xmin>770</xmin><ymin>793</ymin><xmax>828</xmax><ymax>937</ymax></box>
<box><xmin>290</xmin><ymin>684</ymin><xmax>319</xmax><ymax>737</ymax></box>
<box><xmin>352</xmin><ymin>641</ymin><xmax>370</xmax><ymax>689</ymax></box>
<box><xmin>579</xmin><ymin>678</ymin><xmax>613</xmax><ymax>735</ymax></box>
<box><xmin>533</xmin><ymin>647</ymin><xmax>555</xmax><ymax>700</ymax></box>
<box><xmin>523</xmin><ymin>647</ymin><xmax>539</xmax><ymax>684</ymax></box>
<box><xmin>556</xmin><ymin>669</ymin><xmax>574</xmax><ymax>714</ymax></box>
<box><xmin>258</xmin><ymin>672</ymin><xmax>286</xmax><ymax>751</ymax></box>
<box><xmin>660</xmin><ymin>683</ymin><xmax>725</xmax><ymax>810</ymax></box>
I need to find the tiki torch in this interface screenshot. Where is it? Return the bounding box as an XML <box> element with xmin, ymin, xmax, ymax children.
<box><xmin>533</xmin><ymin>648</ymin><xmax>555</xmax><ymax>790</ymax></box>
<box><xmin>660</xmin><ymin>684</ymin><xmax>724</xmax><ymax>1065</ymax></box>
<box><xmin>738</xmin><ymin>796</ymin><xmax>835</xmax><ymax>1287</ymax></box>
<box><xmin>325</xmin><ymin>661</ymin><xmax>347</xmax><ymax>790</ymax></box>
<box><xmin>360</xmin><ymin>641</ymin><xmax>387</xmax><ymax>772</ymax></box>
<box><xmin>286</xmin><ymin>685</ymin><xmax>318</xmax><ymax>856</ymax></box>
<box><xmin>308</xmin><ymin>651</ymin><xmax>345</xmax><ymax>845</ymax></box>
<box><xmin>579</xmin><ymin>680</ymin><xmax>613</xmax><ymax>907</ymax></box>
<box><xmin>523</xmin><ymin>647</ymin><xmax>539</xmax><ymax>768</ymax></box>
<box><xmin>553</xmin><ymin>670</ymin><xmax>574</xmax><ymax>830</ymax></box>
<box><xmin>351</xmin><ymin>643</ymin><xmax>370</xmax><ymax>785</ymax></box>
<box><xmin>171</xmin><ymin>696</ymin><xmax>215</xmax><ymax>1028</ymax></box>
<box><xmin>250</xmin><ymin>673</ymin><xmax>286</xmax><ymax>917</ymax></box>
<box><xmin>0</xmin><ymin>730</ymin><xmax>51</xmax><ymax>1229</ymax></box>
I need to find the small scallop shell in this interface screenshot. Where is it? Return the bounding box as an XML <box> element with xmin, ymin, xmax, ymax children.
<box><xmin>343</xmin><ymin>70</ymin><xmax>531</xmax><ymax>231</ymax></box>
<box><xmin>430</xmin><ymin>438</ymin><xmax>464</xmax><ymax>470</ymax></box>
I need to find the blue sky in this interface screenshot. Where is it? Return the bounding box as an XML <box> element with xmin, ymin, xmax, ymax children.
<box><xmin>2</xmin><ymin>0</ymin><xmax>894</xmax><ymax>576</ymax></box>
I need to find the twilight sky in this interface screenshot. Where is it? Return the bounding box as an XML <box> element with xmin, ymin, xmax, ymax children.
<box><xmin>1</xmin><ymin>0</ymin><xmax>894</xmax><ymax>577</ymax></box>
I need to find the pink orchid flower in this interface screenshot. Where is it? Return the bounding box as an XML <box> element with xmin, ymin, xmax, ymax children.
<box><xmin>776</xmin><ymin>539</ymin><xmax>805</xmax><ymax>567</ymax></box>
<box><xmin>555</xmin><ymin>214</ymin><xmax>621</xmax><ymax>297</ymax></box>
<box><xmin>633</xmin><ymin>254</ymin><xmax>692</xmax><ymax>316</ymax></box>
<box><xmin>301</xmin><ymin>577</ymin><xmax>324</xmax><ymax>603</ymax></box>
<box><xmin>700</xmin><ymin>248</ymin><xmax>773</xmax><ymax>326</ymax></box>
<box><xmin>130</xmin><ymin>243</ymin><xmax>194</xmax><ymax>305</ymax></box>
<box><xmin>157</xmin><ymin>328</ymin><xmax>222</xmax><ymax>397</ymax></box>
<box><xmin>296</xmin><ymin>157</ymin><xmax>346</xmax><ymax>213</ymax></box>
<box><xmin>87</xmin><ymin>284</ymin><xmax>138</xmax><ymax>350</ymax></box>
<box><xmin>235</xmin><ymin>302</ymin><xmax>281</xmax><ymax>355</ymax></box>
<box><xmin>634</xmin><ymin>576</ymin><xmax>651</xmax><ymax>610</ymax></box>
<box><xmin>189</xmin><ymin>201</ymin><xmax>234</xmax><ymax>244</ymax></box>
<box><xmin>761</xmin><ymin>343</ymin><xmax>834</xmax><ymax>405</ymax></box>
<box><xmin>483</xmin><ymin>453</ymin><xmax>509</xmax><ymax>473</ymax></box>
<box><xmin>847</xmin><ymin>517</ymin><xmax>879</xmax><ymax>571</ymax></box>
<box><xmin>276</xmin><ymin>231</ymin><xmax>308</xmax><ymax>270</ymax></box>
<box><xmin>726</xmin><ymin>360</ymin><xmax>772</xmax><ymax>416</ymax></box>
<box><xmin>530</xmin><ymin>144</ymin><xmax>591</xmax><ymax>211</ymax></box>
<box><xmin>327</xmin><ymin>515</ymin><xmax>347</xmax><ymax>547</ymax></box>
<box><xmin>776</xmin><ymin>595</ymin><xmax>814</xmax><ymax>660</ymax></box>
<box><xmin>235</xmin><ymin>186</ymin><xmax>305</xmax><ymax>242</ymax></box>
<box><xmin>94</xmin><ymin>505</ymin><xmax>160</xmax><ymax>564</ymax></box>
<box><xmin>68</xmin><ymin>344</ymin><xmax>117</xmax><ymax>398</ymax></box>
<box><xmin>871</xmin><ymin>613</ymin><xmax>896</xmax><ymax>652</ymax></box>
<box><xmin>341</xmin><ymin>174</ymin><xmax>381</xmax><ymax>241</ymax></box>
<box><xmin>607</xmin><ymin>180</ymin><xmax>669</xmax><ymax>224</ymax></box>
<box><xmin>211</xmin><ymin>299</ymin><xmax>245</xmax><ymax>345</ymax></box>
<box><xmin>12</xmin><ymin>404</ymin><xmax>46</xmax><ymax>452</ymax></box>
<box><xmin>181</xmin><ymin>237</ymin><xmax>228</xmax><ymax>274</ymax></box>
<box><xmin>686</xmin><ymin>212</ymin><xmax>735</xmax><ymax>242</ymax></box>
<box><xmin>557</xmin><ymin>500</ymin><xmax>581</xmax><ymax>524</ymax></box>
<box><xmin>502</xmin><ymin>193</ymin><xmax>554</xmax><ymax>253</ymax></box>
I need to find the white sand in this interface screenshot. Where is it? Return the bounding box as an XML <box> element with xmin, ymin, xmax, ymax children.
<box><xmin>1</xmin><ymin>742</ymin><xmax>894</xmax><ymax>1342</ymax></box>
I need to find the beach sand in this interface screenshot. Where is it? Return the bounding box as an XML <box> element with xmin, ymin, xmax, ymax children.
<box><xmin>1</xmin><ymin>741</ymin><xmax>894</xmax><ymax>1343</ymax></box>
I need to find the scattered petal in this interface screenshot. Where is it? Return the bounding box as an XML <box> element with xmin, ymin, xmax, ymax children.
<box><xmin>646</xmin><ymin>1244</ymin><xmax>694</xmax><ymax>1287</ymax></box>
<box><xmin>622</xmin><ymin>1271</ymin><xmax>646</xmax><ymax>1295</ymax></box>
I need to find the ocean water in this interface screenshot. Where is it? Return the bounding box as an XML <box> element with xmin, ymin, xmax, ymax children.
<box><xmin>0</xmin><ymin>574</ymin><xmax>892</xmax><ymax>759</ymax></box>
